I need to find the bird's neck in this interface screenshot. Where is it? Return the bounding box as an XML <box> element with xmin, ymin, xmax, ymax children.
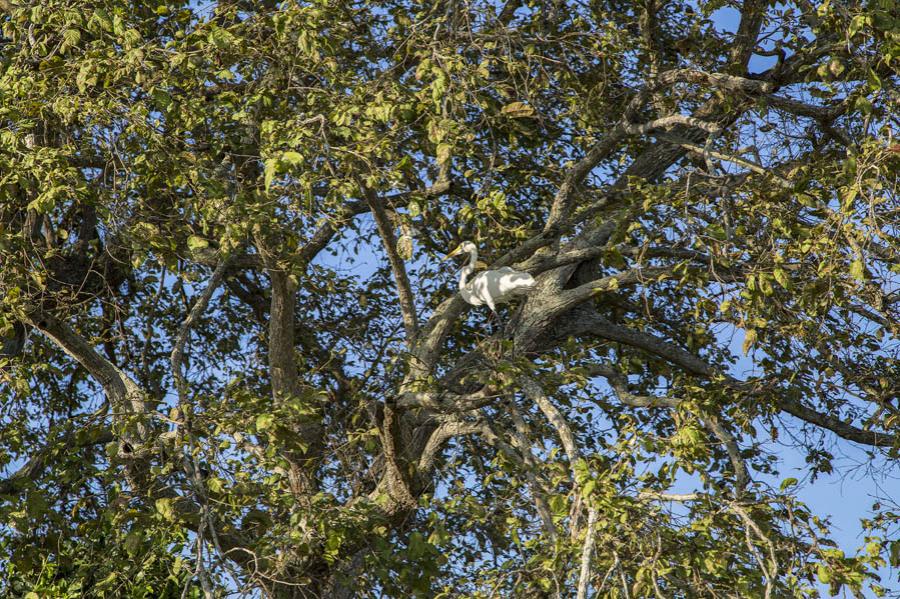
<box><xmin>459</xmin><ymin>248</ymin><xmax>478</xmax><ymax>290</ymax></box>
<box><xmin>459</xmin><ymin>264</ymin><xmax>474</xmax><ymax>290</ymax></box>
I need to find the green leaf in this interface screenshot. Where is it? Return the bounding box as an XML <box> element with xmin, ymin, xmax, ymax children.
<box><xmin>256</xmin><ymin>413</ymin><xmax>275</xmax><ymax>431</ymax></box>
<box><xmin>742</xmin><ymin>329</ymin><xmax>758</xmax><ymax>355</ymax></box>
<box><xmin>324</xmin><ymin>529</ymin><xmax>343</xmax><ymax>563</ymax></box>
<box><xmin>780</xmin><ymin>477</ymin><xmax>798</xmax><ymax>491</ymax></box>
<box><xmin>850</xmin><ymin>259</ymin><xmax>865</xmax><ymax>281</ymax></box>
<box><xmin>96</xmin><ymin>572</ymin><xmax>118</xmax><ymax>589</ymax></box>
<box><xmin>264</xmin><ymin>158</ymin><xmax>279</xmax><ymax>192</ymax></box>
<box><xmin>890</xmin><ymin>541</ymin><xmax>900</xmax><ymax>567</ymax></box>
<box><xmin>854</xmin><ymin>96</ymin><xmax>873</xmax><ymax>115</ymax></box>
<box><xmin>209</xmin><ymin>27</ymin><xmax>236</xmax><ymax>50</ymax></box>
<box><xmin>868</xmin><ymin>69</ymin><xmax>882</xmax><ymax>91</ymax></box>
<box><xmin>91</xmin><ymin>9</ymin><xmax>112</xmax><ymax>32</ymax></box>
<box><xmin>582</xmin><ymin>479</ymin><xmax>596</xmax><ymax>497</ymax></box>
<box><xmin>124</xmin><ymin>531</ymin><xmax>142</xmax><ymax>556</ymax></box>
<box><xmin>60</xmin><ymin>29</ymin><xmax>81</xmax><ymax>53</ymax></box>
<box><xmin>773</xmin><ymin>268</ymin><xmax>790</xmax><ymax>289</ymax></box>
<box><xmin>187</xmin><ymin>235</ymin><xmax>209</xmax><ymax>251</ymax></box>
<box><xmin>501</xmin><ymin>101</ymin><xmax>536</xmax><ymax>118</ymax></box>
<box><xmin>123</xmin><ymin>28</ymin><xmax>142</xmax><ymax>47</ymax></box>
<box><xmin>155</xmin><ymin>498</ymin><xmax>176</xmax><ymax>522</ymax></box>
<box><xmin>407</xmin><ymin>531</ymin><xmax>426</xmax><ymax>559</ymax></box>
<box><xmin>847</xmin><ymin>14</ymin><xmax>867</xmax><ymax>37</ymax></box>
<box><xmin>281</xmin><ymin>151</ymin><xmax>304</xmax><ymax>167</ymax></box>
<box><xmin>207</xmin><ymin>477</ymin><xmax>225</xmax><ymax>493</ymax></box>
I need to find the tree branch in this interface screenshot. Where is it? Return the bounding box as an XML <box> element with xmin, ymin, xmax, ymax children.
<box><xmin>622</xmin><ymin>115</ymin><xmax>722</xmax><ymax>136</ymax></box>
<box><xmin>576</xmin><ymin>507</ymin><xmax>599</xmax><ymax>599</ymax></box>
<box><xmin>29</xmin><ymin>313</ymin><xmax>148</xmax><ymax>443</ymax></box>
<box><xmin>171</xmin><ymin>256</ymin><xmax>233</xmax><ymax>410</ymax></box>
<box><xmin>574</xmin><ymin>315</ymin><xmax>898</xmax><ymax>448</ymax></box>
<box><xmin>777</xmin><ymin>396</ymin><xmax>898</xmax><ymax>447</ymax></box>
<box><xmin>360</xmin><ymin>181</ymin><xmax>419</xmax><ymax>341</ymax></box>
<box><xmin>0</xmin><ymin>424</ymin><xmax>113</xmax><ymax>497</ymax></box>
<box><xmin>545</xmin><ymin>67</ymin><xmax>774</xmax><ymax>230</ymax></box>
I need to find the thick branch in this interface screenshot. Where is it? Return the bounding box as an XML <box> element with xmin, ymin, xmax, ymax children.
<box><xmin>577</xmin><ymin>314</ymin><xmax>716</xmax><ymax>377</ymax></box>
<box><xmin>777</xmin><ymin>396</ymin><xmax>897</xmax><ymax>447</ymax></box>
<box><xmin>520</xmin><ymin>377</ymin><xmax>580</xmax><ymax>465</ymax></box>
<box><xmin>545</xmin><ymin>67</ymin><xmax>773</xmax><ymax>229</ymax></box>
<box><xmin>29</xmin><ymin>313</ymin><xmax>147</xmax><ymax>441</ymax></box>
<box><xmin>574</xmin><ymin>315</ymin><xmax>898</xmax><ymax>448</ymax></box>
<box><xmin>268</xmin><ymin>270</ymin><xmax>301</xmax><ymax>400</ymax></box>
<box><xmin>702</xmin><ymin>414</ymin><xmax>751</xmax><ymax>495</ymax></box>
<box><xmin>576</xmin><ymin>508</ymin><xmax>599</xmax><ymax>599</ymax></box>
<box><xmin>621</xmin><ymin>115</ymin><xmax>722</xmax><ymax>136</ymax></box>
<box><xmin>260</xmin><ymin>254</ymin><xmax>324</xmax><ymax>494</ymax></box>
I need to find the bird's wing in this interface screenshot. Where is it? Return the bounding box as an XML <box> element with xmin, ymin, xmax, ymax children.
<box><xmin>497</xmin><ymin>270</ymin><xmax>536</xmax><ymax>297</ymax></box>
<box><xmin>460</xmin><ymin>287</ymin><xmax>483</xmax><ymax>306</ymax></box>
<box><xmin>460</xmin><ymin>274</ymin><xmax>485</xmax><ymax>306</ymax></box>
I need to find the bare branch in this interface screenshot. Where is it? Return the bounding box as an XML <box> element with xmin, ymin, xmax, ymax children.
<box><xmin>171</xmin><ymin>256</ymin><xmax>233</xmax><ymax>408</ymax></box>
<box><xmin>622</xmin><ymin>115</ymin><xmax>722</xmax><ymax>136</ymax></box>
<box><xmin>519</xmin><ymin>377</ymin><xmax>580</xmax><ymax>465</ymax></box>
<box><xmin>29</xmin><ymin>313</ymin><xmax>148</xmax><ymax>442</ymax></box>
<box><xmin>545</xmin><ymin>130</ymin><xmax>626</xmax><ymax>230</ymax></box>
<box><xmin>777</xmin><ymin>396</ymin><xmax>898</xmax><ymax>447</ymax></box>
<box><xmin>546</xmin><ymin>65</ymin><xmax>774</xmax><ymax>229</ymax></box>
<box><xmin>728</xmin><ymin>0</ymin><xmax>768</xmax><ymax>68</ymax></box>
<box><xmin>587</xmin><ymin>364</ymin><xmax>682</xmax><ymax>409</ymax></box>
<box><xmin>637</xmin><ymin>491</ymin><xmax>702</xmax><ymax>502</ymax></box>
<box><xmin>416</xmin><ymin>418</ymin><xmax>483</xmax><ymax>473</ymax></box>
<box><xmin>507</xmin><ymin>405</ymin><xmax>560</xmax><ymax>540</ymax></box>
<box><xmin>360</xmin><ymin>181</ymin><xmax>419</xmax><ymax>341</ymax></box>
<box><xmin>497</xmin><ymin>0</ymin><xmax>521</xmax><ymax>24</ymax></box>
<box><xmin>556</xmin><ymin>267</ymin><xmax>675</xmax><ymax>314</ymax></box>
<box><xmin>575</xmin><ymin>314</ymin><xmax>717</xmax><ymax>378</ymax></box>
<box><xmin>576</xmin><ymin>507</ymin><xmax>599</xmax><ymax>599</ymax></box>
<box><xmin>765</xmin><ymin>95</ymin><xmax>846</xmax><ymax>120</ymax></box>
<box><xmin>702</xmin><ymin>414</ymin><xmax>751</xmax><ymax>495</ymax></box>
<box><xmin>576</xmin><ymin>316</ymin><xmax>898</xmax><ymax>448</ymax></box>
<box><xmin>675</xmin><ymin>139</ymin><xmax>792</xmax><ymax>186</ymax></box>
<box><xmin>729</xmin><ymin>502</ymin><xmax>779</xmax><ymax>599</ymax></box>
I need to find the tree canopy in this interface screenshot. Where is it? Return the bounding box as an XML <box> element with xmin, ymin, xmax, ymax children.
<box><xmin>1</xmin><ymin>0</ymin><xmax>898</xmax><ymax>597</ymax></box>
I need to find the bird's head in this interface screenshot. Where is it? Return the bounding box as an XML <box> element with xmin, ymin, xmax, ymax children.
<box><xmin>442</xmin><ymin>241</ymin><xmax>477</xmax><ymax>262</ymax></box>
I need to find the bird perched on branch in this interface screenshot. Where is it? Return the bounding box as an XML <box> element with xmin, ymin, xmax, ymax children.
<box><xmin>443</xmin><ymin>241</ymin><xmax>536</xmax><ymax>314</ymax></box>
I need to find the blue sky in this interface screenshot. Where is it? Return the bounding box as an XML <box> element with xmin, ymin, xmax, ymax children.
<box><xmin>706</xmin><ymin>7</ymin><xmax>897</xmax><ymax>593</ymax></box>
<box><xmin>338</xmin><ymin>4</ymin><xmax>900</xmax><ymax>594</ymax></box>
<box><xmin>4</xmin><ymin>2</ymin><xmax>895</xmax><ymax>595</ymax></box>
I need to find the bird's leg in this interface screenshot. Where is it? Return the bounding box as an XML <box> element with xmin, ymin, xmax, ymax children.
<box><xmin>488</xmin><ymin>309</ymin><xmax>503</xmax><ymax>334</ymax></box>
<box><xmin>504</xmin><ymin>304</ymin><xmax>524</xmax><ymax>337</ymax></box>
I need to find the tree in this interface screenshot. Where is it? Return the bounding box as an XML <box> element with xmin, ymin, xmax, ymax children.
<box><xmin>0</xmin><ymin>0</ymin><xmax>898</xmax><ymax>596</ymax></box>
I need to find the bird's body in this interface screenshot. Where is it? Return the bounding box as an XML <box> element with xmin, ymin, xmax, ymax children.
<box><xmin>444</xmin><ymin>242</ymin><xmax>536</xmax><ymax>313</ymax></box>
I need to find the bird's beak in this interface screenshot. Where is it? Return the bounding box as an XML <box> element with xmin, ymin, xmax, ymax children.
<box><xmin>442</xmin><ymin>245</ymin><xmax>463</xmax><ymax>261</ymax></box>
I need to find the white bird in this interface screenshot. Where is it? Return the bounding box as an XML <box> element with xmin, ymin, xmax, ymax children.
<box><xmin>443</xmin><ymin>241</ymin><xmax>536</xmax><ymax>313</ymax></box>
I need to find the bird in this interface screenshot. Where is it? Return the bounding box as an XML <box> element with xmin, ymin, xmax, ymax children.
<box><xmin>442</xmin><ymin>241</ymin><xmax>536</xmax><ymax>314</ymax></box>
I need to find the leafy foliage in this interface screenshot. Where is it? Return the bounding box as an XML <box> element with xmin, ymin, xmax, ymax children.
<box><xmin>0</xmin><ymin>0</ymin><xmax>898</xmax><ymax>597</ymax></box>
